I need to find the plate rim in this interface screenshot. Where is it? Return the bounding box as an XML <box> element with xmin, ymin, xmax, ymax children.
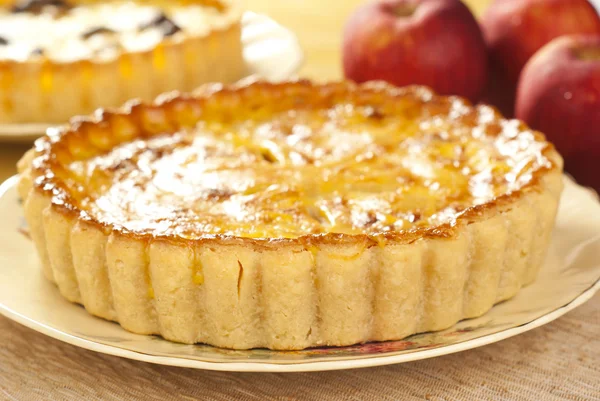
<box><xmin>1</xmin><ymin>272</ymin><xmax>598</xmax><ymax>373</ymax></box>
<box><xmin>1</xmin><ymin>174</ymin><xmax>599</xmax><ymax>372</ymax></box>
<box><xmin>0</xmin><ymin>11</ymin><xmax>304</xmax><ymax>143</ymax></box>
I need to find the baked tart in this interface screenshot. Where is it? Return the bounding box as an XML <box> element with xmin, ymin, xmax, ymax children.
<box><xmin>17</xmin><ymin>80</ymin><xmax>563</xmax><ymax>350</ymax></box>
<box><xmin>0</xmin><ymin>0</ymin><xmax>243</xmax><ymax>123</ymax></box>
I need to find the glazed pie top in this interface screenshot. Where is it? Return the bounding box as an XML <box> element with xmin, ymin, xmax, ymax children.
<box><xmin>0</xmin><ymin>0</ymin><xmax>238</xmax><ymax>62</ymax></box>
<box><xmin>33</xmin><ymin>81</ymin><xmax>556</xmax><ymax>241</ymax></box>
<box><xmin>19</xmin><ymin>80</ymin><xmax>563</xmax><ymax>351</ymax></box>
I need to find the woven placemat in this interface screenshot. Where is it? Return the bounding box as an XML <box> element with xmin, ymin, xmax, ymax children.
<box><xmin>1</xmin><ymin>293</ymin><xmax>598</xmax><ymax>401</ymax></box>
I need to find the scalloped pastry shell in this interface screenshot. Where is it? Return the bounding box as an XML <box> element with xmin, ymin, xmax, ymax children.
<box><xmin>17</xmin><ymin>81</ymin><xmax>564</xmax><ymax>350</ymax></box>
<box><xmin>0</xmin><ymin>1</ymin><xmax>243</xmax><ymax>123</ymax></box>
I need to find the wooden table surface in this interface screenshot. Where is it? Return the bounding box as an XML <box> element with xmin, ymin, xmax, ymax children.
<box><xmin>1</xmin><ymin>1</ymin><xmax>599</xmax><ymax>400</ymax></box>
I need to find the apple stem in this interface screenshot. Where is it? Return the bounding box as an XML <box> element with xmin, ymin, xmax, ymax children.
<box><xmin>574</xmin><ymin>46</ymin><xmax>600</xmax><ymax>61</ymax></box>
<box><xmin>391</xmin><ymin>4</ymin><xmax>417</xmax><ymax>17</ymax></box>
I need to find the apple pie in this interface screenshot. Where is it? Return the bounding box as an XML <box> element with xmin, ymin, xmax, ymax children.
<box><xmin>0</xmin><ymin>0</ymin><xmax>243</xmax><ymax>123</ymax></box>
<box><xmin>17</xmin><ymin>80</ymin><xmax>563</xmax><ymax>350</ymax></box>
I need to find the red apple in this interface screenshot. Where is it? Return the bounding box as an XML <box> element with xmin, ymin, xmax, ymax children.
<box><xmin>481</xmin><ymin>0</ymin><xmax>600</xmax><ymax>116</ymax></box>
<box><xmin>516</xmin><ymin>35</ymin><xmax>600</xmax><ymax>191</ymax></box>
<box><xmin>342</xmin><ymin>0</ymin><xmax>488</xmax><ymax>102</ymax></box>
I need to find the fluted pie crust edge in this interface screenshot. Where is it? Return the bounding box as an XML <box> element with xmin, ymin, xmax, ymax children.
<box><xmin>0</xmin><ymin>1</ymin><xmax>244</xmax><ymax>124</ymax></box>
<box><xmin>17</xmin><ymin>81</ymin><xmax>564</xmax><ymax>350</ymax></box>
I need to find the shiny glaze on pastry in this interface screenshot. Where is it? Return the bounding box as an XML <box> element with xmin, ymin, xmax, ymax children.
<box><xmin>18</xmin><ymin>80</ymin><xmax>564</xmax><ymax>350</ymax></box>
<box><xmin>31</xmin><ymin>80</ymin><xmax>556</xmax><ymax>241</ymax></box>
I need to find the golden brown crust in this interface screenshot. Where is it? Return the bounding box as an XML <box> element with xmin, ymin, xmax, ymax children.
<box><xmin>25</xmin><ymin>79</ymin><xmax>562</xmax><ymax>250</ymax></box>
<box><xmin>18</xmin><ymin>80</ymin><xmax>564</xmax><ymax>350</ymax></box>
<box><xmin>0</xmin><ymin>0</ymin><xmax>243</xmax><ymax>123</ymax></box>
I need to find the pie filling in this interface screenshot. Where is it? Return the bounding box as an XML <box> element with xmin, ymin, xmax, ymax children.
<box><xmin>56</xmin><ymin>87</ymin><xmax>552</xmax><ymax>239</ymax></box>
<box><xmin>0</xmin><ymin>0</ymin><xmax>234</xmax><ymax>62</ymax></box>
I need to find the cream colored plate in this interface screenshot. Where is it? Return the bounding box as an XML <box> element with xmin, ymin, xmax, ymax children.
<box><xmin>0</xmin><ymin>12</ymin><xmax>303</xmax><ymax>143</ymax></box>
<box><xmin>0</xmin><ymin>175</ymin><xmax>599</xmax><ymax>372</ymax></box>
